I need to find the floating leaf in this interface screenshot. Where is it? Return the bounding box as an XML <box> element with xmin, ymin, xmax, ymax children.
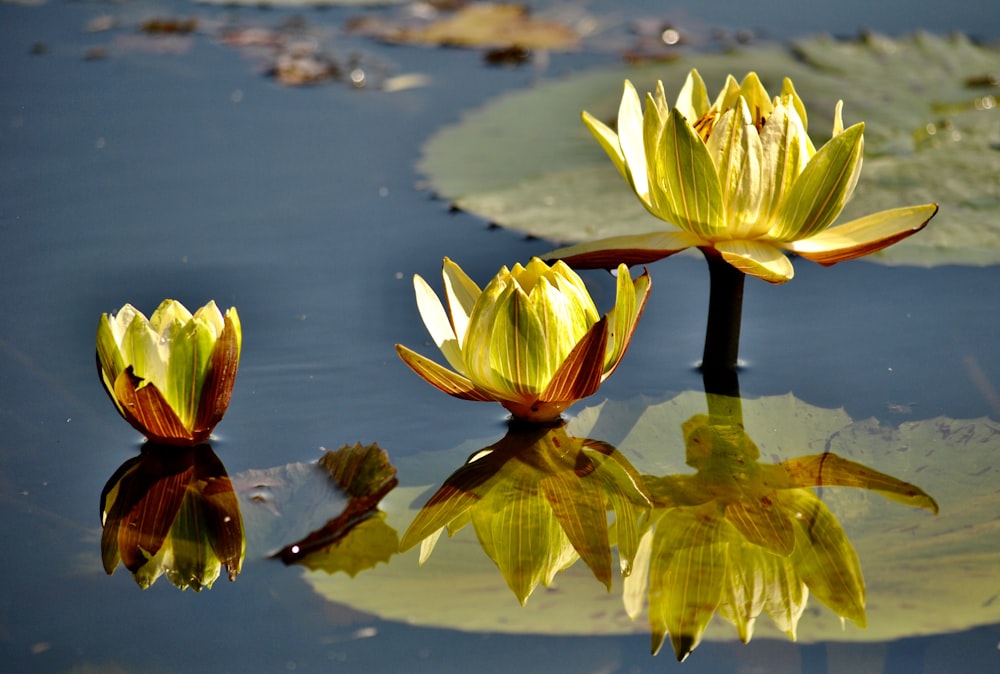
<box><xmin>268</xmin><ymin>443</ymin><xmax>399</xmax><ymax>571</ymax></box>
<box><xmin>419</xmin><ymin>33</ymin><xmax>1000</xmax><ymax>267</ymax></box>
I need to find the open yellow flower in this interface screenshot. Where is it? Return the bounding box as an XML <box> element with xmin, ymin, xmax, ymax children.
<box><xmin>97</xmin><ymin>299</ymin><xmax>242</xmax><ymax>445</ymax></box>
<box><xmin>396</xmin><ymin>257</ymin><xmax>650</xmax><ymax>422</ymax></box>
<box><xmin>549</xmin><ymin>69</ymin><xmax>938</xmax><ymax>283</ymax></box>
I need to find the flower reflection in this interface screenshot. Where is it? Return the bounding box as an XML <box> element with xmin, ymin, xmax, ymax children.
<box><xmin>400</xmin><ymin>420</ymin><xmax>651</xmax><ymax>604</ymax></box>
<box><xmin>626</xmin><ymin>386</ymin><xmax>938</xmax><ymax>661</ymax></box>
<box><xmin>396</xmin><ymin>257</ymin><xmax>650</xmax><ymax>422</ymax></box>
<box><xmin>100</xmin><ymin>444</ymin><xmax>245</xmax><ymax>591</ymax></box>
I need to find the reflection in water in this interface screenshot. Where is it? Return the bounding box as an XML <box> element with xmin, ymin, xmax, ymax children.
<box><xmin>400</xmin><ymin>420</ymin><xmax>652</xmax><ymax>604</ymax></box>
<box><xmin>100</xmin><ymin>444</ymin><xmax>245</xmax><ymax>591</ymax></box>
<box><xmin>625</xmin><ymin>372</ymin><xmax>939</xmax><ymax>660</ymax></box>
<box><xmin>397</xmin><ymin>372</ymin><xmax>939</xmax><ymax>660</ymax></box>
<box><xmin>271</xmin><ymin>443</ymin><xmax>400</xmax><ymax>576</ymax></box>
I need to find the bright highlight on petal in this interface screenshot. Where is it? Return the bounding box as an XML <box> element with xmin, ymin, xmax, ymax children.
<box><xmin>397</xmin><ymin>258</ymin><xmax>651</xmax><ymax>422</ymax></box>
<box><xmin>96</xmin><ymin>299</ymin><xmax>242</xmax><ymax>445</ymax></box>
<box><xmin>549</xmin><ymin>69</ymin><xmax>937</xmax><ymax>283</ymax></box>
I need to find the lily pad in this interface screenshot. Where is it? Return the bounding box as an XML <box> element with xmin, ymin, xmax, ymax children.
<box><xmin>419</xmin><ymin>32</ymin><xmax>1000</xmax><ymax>267</ymax></box>
<box><xmin>301</xmin><ymin>392</ymin><xmax>1000</xmax><ymax>644</ymax></box>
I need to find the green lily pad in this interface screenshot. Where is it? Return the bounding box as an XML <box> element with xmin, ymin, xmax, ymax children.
<box><xmin>419</xmin><ymin>32</ymin><xmax>1000</xmax><ymax>267</ymax></box>
<box><xmin>301</xmin><ymin>392</ymin><xmax>1000</xmax><ymax>644</ymax></box>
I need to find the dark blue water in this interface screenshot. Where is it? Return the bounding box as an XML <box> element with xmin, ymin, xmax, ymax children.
<box><xmin>2</xmin><ymin>0</ymin><xmax>999</xmax><ymax>672</ymax></box>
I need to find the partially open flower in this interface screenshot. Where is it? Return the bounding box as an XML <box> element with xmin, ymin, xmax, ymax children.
<box><xmin>396</xmin><ymin>257</ymin><xmax>650</xmax><ymax>422</ymax></box>
<box><xmin>549</xmin><ymin>69</ymin><xmax>938</xmax><ymax>283</ymax></box>
<box><xmin>97</xmin><ymin>300</ymin><xmax>241</xmax><ymax>445</ymax></box>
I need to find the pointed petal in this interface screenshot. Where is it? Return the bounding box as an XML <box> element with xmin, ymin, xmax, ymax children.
<box><xmin>705</xmin><ymin>100</ymin><xmax>764</xmax><ymax>238</ymax></box>
<box><xmin>581</xmin><ymin>109</ymin><xmax>627</xmax><ymax>180</ymax></box>
<box><xmin>787</xmin><ymin>491</ymin><xmax>867</xmax><ymax>628</ymax></box>
<box><xmin>547</xmin><ymin>231</ymin><xmax>702</xmax><ymax>270</ymax></box>
<box><xmin>193</xmin><ymin>310</ymin><xmax>241</xmax><ymax>436</ymax></box>
<box><xmin>760</xmin><ymin>547</ymin><xmax>808</xmax><ymax>639</ymax></box>
<box><xmin>540</xmin><ymin>469</ymin><xmax>614</xmax><ymax>590</ymax></box>
<box><xmin>759</xmin><ymin>101</ymin><xmax>809</xmax><ymax>228</ymax></box>
<box><xmin>712</xmin><ymin>75</ymin><xmax>742</xmax><ymax>114</ymax></box>
<box><xmin>772</xmin><ymin>452</ymin><xmax>939</xmax><ymax>512</ymax></box>
<box><xmin>648</xmin><ymin>505</ymin><xmax>727</xmax><ymax>661</ymax></box>
<box><xmin>166</xmin><ymin>316</ymin><xmax>216</xmax><ymax>429</ymax></box>
<box><xmin>538</xmin><ymin>316</ymin><xmax>609</xmax><ymax>405</ymax></box>
<box><xmin>617</xmin><ymin>80</ymin><xmax>650</xmax><ymax>202</ymax></box>
<box><xmin>726</xmin><ymin>498</ymin><xmax>795</xmax><ymax>556</ymax></box>
<box><xmin>395</xmin><ymin>344</ymin><xmax>496</xmax><ymax>402</ymax></box>
<box><xmin>658</xmin><ymin>108</ymin><xmax>726</xmax><ymax>238</ymax></box>
<box><xmin>441</xmin><ymin>257</ymin><xmax>481</xmax><ymax>345</ymax></box>
<box><xmin>785</xmin><ymin>203</ymin><xmax>938</xmax><ymax>266</ymax></box>
<box><xmin>603</xmin><ymin>264</ymin><xmax>652</xmax><ymax>376</ymax></box>
<box><xmin>413</xmin><ymin>274</ymin><xmax>466</xmax><ymax>374</ymax></box>
<box><xmin>674</xmin><ymin>70</ymin><xmax>710</xmax><ymax>121</ymax></box>
<box><xmin>715</xmin><ymin>240</ymin><xmax>794</xmax><ymax>284</ymax></box>
<box><xmin>96</xmin><ymin>315</ymin><xmax>127</xmax><ymax>410</ymax></box>
<box><xmin>737</xmin><ymin>72</ymin><xmax>773</xmax><ymax>126</ymax></box>
<box><xmin>113</xmin><ymin>368</ymin><xmax>195</xmax><ymax>444</ymax></box>
<box><xmin>400</xmin><ymin>462</ymin><xmax>492</xmax><ymax>553</ymax></box>
<box><xmin>779</xmin><ymin>77</ymin><xmax>808</xmax><ymax>134</ymax></box>
<box><xmin>831</xmin><ymin>100</ymin><xmax>845</xmax><ymax>137</ymax></box>
<box><xmin>771</xmin><ymin>123</ymin><xmax>865</xmax><ymax>241</ymax></box>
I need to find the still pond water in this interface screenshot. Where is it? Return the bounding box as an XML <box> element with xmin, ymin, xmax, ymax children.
<box><xmin>2</xmin><ymin>0</ymin><xmax>1000</xmax><ymax>672</ymax></box>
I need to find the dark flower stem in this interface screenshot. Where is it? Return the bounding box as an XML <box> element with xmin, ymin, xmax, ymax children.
<box><xmin>700</xmin><ymin>248</ymin><xmax>745</xmax><ymax>375</ymax></box>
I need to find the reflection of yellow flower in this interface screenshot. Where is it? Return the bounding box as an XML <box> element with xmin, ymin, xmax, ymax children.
<box><xmin>400</xmin><ymin>422</ymin><xmax>650</xmax><ymax>604</ymax></box>
<box><xmin>101</xmin><ymin>444</ymin><xmax>245</xmax><ymax>591</ymax></box>
<box><xmin>396</xmin><ymin>257</ymin><xmax>650</xmax><ymax>422</ymax></box>
<box><xmin>97</xmin><ymin>300</ymin><xmax>241</xmax><ymax>445</ymax></box>
<box><xmin>550</xmin><ymin>69</ymin><xmax>937</xmax><ymax>283</ymax></box>
<box><xmin>627</xmin><ymin>411</ymin><xmax>937</xmax><ymax>661</ymax></box>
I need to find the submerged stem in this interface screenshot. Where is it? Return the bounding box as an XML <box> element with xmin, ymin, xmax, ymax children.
<box><xmin>700</xmin><ymin>248</ymin><xmax>745</xmax><ymax>374</ymax></box>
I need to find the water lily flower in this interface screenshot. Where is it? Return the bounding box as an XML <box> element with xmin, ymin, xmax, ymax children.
<box><xmin>549</xmin><ymin>69</ymin><xmax>938</xmax><ymax>283</ymax></box>
<box><xmin>396</xmin><ymin>257</ymin><xmax>650</xmax><ymax>422</ymax></box>
<box><xmin>97</xmin><ymin>299</ymin><xmax>242</xmax><ymax>445</ymax></box>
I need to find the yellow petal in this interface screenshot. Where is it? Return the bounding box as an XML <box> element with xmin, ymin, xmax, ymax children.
<box><xmin>603</xmin><ymin>264</ymin><xmax>652</xmax><ymax>376</ymax></box>
<box><xmin>771</xmin><ymin>123</ymin><xmax>864</xmax><ymax>241</ymax></box>
<box><xmin>674</xmin><ymin>69</ymin><xmax>709</xmax><ymax>121</ymax></box>
<box><xmin>413</xmin><ymin>273</ymin><xmax>466</xmax><ymax>374</ymax></box>
<box><xmin>395</xmin><ymin>344</ymin><xmax>495</xmax><ymax>402</ymax></box>
<box><xmin>581</xmin><ymin>109</ymin><xmax>627</xmax><ymax>180</ymax></box>
<box><xmin>617</xmin><ymin>80</ymin><xmax>650</xmax><ymax>202</ymax></box>
<box><xmin>779</xmin><ymin>77</ymin><xmax>808</xmax><ymax>134</ymax></box>
<box><xmin>705</xmin><ymin>100</ymin><xmax>764</xmax><ymax>238</ymax></box>
<box><xmin>715</xmin><ymin>240</ymin><xmax>794</xmax><ymax>284</ymax></box>
<box><xmin>547</xmin><ymin>230</ymin><xmax>704</xmax><ymax>269</ymax></box>
<box><xmin>441</xmin><ymin>257</ymin><xmax>481</xmax><ymax>345</ymax></box>
<box><xmin>785</xmin><ymin>203</ymin><xmax>938</xmax><ymax>265</ymax></box>
<box><xmin>737</xmin><ymin>72</ymin><xmax>773</xmax><ymax>126</ymax></box>
<box><xmin>657</xmin><ymin>108</ymin><xmax>726</xmax><ymax>238</ymax></box>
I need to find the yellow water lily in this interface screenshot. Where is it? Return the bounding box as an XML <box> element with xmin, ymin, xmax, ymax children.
<box><xmin>396</xmin><ymin>257</ymin><xmax>650</xmax><ymax>422</ymax></box>
<box><xmin>549</xmin><ymin>69</ymin><xmax>938</xmax><ymax>283</ymax></box>
<box><xmin>97</xmin><ymin>299</ymin><xmax>242</xmax><ymax>445</ymax></box>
